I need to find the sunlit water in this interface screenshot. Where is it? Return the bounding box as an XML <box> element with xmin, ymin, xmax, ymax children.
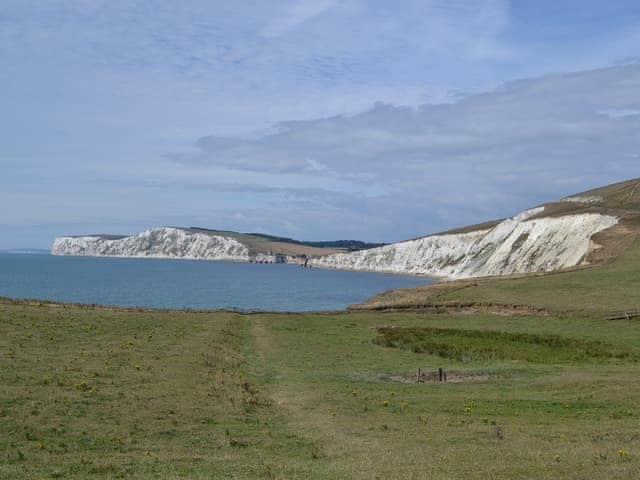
<box><xmin>0</xmin><ymin>254</ymin><xmax>433</xmax><ymax>311</ymax></box>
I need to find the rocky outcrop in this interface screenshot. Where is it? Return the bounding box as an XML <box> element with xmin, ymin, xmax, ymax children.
<box><xmin>309</xmin><ymin>207</ymin><xmax>619</xmax><ymax>279</ymax></box>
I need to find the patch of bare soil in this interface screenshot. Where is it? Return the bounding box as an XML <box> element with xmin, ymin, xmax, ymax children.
<box><xmin>387</xmin><ymin>370</ymin><xmax>492</xmax><ymax>384</ymax></box>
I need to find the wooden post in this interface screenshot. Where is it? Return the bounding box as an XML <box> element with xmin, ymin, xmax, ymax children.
<box><xmin>443</xmin><ymin>371</ymin><xmax>447</xmax><ymax>383</ymax></box>
<box><xmin>438</xmin><ymin>368</ymin><xmax>443</xmax><ymax>382</ymax></box>
<box><xmin>417</xmin><ymin>368</ymin><xmax>421</xmax><ymax>383</ymax></box>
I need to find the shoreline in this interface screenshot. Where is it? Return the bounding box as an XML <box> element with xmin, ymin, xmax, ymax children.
<box><xmin>48</xmin><ymin>251</ymin><xmax>440</xmax><ymax>279</ymax></box>
<box><xmin>0</xmin><ymin>295</ymin><xmax>350</xmax><ymax>316</ymax></box>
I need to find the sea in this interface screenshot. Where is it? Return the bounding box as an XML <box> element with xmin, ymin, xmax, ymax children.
<box><xmin>0</xmin><ymin>253</ymin><xmax>432</xmax><ymax>311</ymax></box>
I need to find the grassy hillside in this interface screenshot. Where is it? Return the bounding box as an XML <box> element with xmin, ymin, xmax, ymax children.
<box><xmin>4</xmin><ymin>246</ymin><xmax>640</xmax><ymax>479</ymax></box>
<box><xmin>448</xmin><ymin>178</ymin><xmax>640</xmax><ymax>233</ymax></box>
<box><xmin>182</xmin><ymin>227</ymin><xmax>384</xmax><ymax>257</ymax></box>
<box><xmin>570</xmin><ymin>177</ymin><xmax>640</xmax><ymax>210</ymax></box>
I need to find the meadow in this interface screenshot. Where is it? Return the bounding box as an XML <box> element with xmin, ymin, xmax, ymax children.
<box><xmin>2</xmin><ymin>243</ymin><xmax>640</xmax><ymax>478</ymax></box>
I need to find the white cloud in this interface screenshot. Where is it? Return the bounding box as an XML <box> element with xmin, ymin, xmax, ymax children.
<box><xmin>598</xmin><ymin>108</ymin><xmax>640</xmax><ymax>118</ymax></box>
<box><xmin>3</xmin><ymin>1</ymin><xmax>640</xmax><ymax>248</ymax></box>
<box><xmin>167</xmin><ymin>63</ymin><xmax>640</xmax><ymax>239</ymax></box>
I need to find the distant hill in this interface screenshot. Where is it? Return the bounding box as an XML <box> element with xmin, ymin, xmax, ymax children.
<box><xmin>185</xmin><ymin>227</ymin><xmax>385</xmax><ymax>251</ymax></box>
<box><xmin>0</xmin><ymin>248</ymin><xmax>50</xmax><ymax>255</ymax></box>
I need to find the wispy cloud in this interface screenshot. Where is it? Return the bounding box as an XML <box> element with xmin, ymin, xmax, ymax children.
<box><xmin>260</xmin><ymin>0</ymin><xmax>339</xmax><ymax>37</ymax></box>
<box><xmin>598</xmin><ymin>108</ymin><xmax>640</xmax><ymax>118</ymax></box>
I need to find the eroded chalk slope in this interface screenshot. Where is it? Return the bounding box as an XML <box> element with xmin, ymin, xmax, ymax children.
<box><xmin>309</xmin><ymin>208</ymin><xmax>618</xmax><ymax>279</ymax></box>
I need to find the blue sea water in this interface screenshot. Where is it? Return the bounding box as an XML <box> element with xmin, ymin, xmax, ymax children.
<box><xmin>0</xmin><ymin>254</ymin><xmax>432</xmax><ymax>311</ymax></box>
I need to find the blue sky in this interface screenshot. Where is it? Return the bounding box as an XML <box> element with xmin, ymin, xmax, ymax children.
<box><xmin>2</xmin><ymin>1</ymin><xmax>640</xmax><ymax>248</ymax></box>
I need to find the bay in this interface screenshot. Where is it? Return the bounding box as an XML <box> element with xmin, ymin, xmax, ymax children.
<box><xmin>0</xmin><ymin>253</ymin><xmax>432</xmax><ymax>311</ymax></box>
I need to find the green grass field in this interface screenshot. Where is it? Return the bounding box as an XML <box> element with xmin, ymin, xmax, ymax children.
<box><xmin>2</xmin><ymin>244</ymin><xmax>640</xmax><ymax>478</ymax></box>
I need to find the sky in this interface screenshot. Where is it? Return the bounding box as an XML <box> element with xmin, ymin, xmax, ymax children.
<box><xmin>1</xmin><ymin>0</ymin><xmax>640</xmax><ymax>249</ymax></box>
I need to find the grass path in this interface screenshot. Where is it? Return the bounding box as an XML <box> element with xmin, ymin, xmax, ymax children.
<box><xmin>249</xmin><ymin>316</ymin><xmax>388</xmax><ymax>478</ymax></box>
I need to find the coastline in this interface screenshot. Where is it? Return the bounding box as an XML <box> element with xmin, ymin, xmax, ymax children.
<box><xmin>0</xmin><ymin>295</ymin><xmax>349</xmax><ymax>315</ymax></box>
<box><xmin>49</xmin><ymin>250</ymin><xmax>439</xmax><ymax>279</ymax></box>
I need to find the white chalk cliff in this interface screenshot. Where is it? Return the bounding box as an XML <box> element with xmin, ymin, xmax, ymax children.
<box><xmin>309</xmin><ymin>207</ymin><xmax>618</xmax><ymax>279</ymax></box>
<box><xmin>52</xmin><ymin>227</ymin><xmax>250</xmax><ymax>262</ymax></box>
<box><xmin>52</xmin><ymin>207</ymin><xmax>619</xmax><ymax>280</ymax></box>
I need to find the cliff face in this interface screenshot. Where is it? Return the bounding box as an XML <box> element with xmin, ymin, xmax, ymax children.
<box><xmin>52</xmin><ymin>179</ymin><xmax>640</xmax><ymax>280</ymax></box>
<box><xmin>51</xmin><ymin>211</ymin><xmax>620</xmax><ymax>279</ymax></box>
<box><xmin>52</xmin><ymin>227</ymin><xmax>365</xmax><ymax>263</ymax></box>
<box><xmin>52</xmin><ymin>227</ymin><xmax>251</xmax><ymax>262</ymax></box>
<box><xmin>309</xmin><ymin>207</ymin><xmax>619</xmax><ymax>279</ymax></box>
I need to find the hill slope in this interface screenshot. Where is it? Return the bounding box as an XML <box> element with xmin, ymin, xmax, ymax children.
<box><xmin>311</xmin><ymin>178</ymin><xmax>640</xmax><ymax>279</ymax></box>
